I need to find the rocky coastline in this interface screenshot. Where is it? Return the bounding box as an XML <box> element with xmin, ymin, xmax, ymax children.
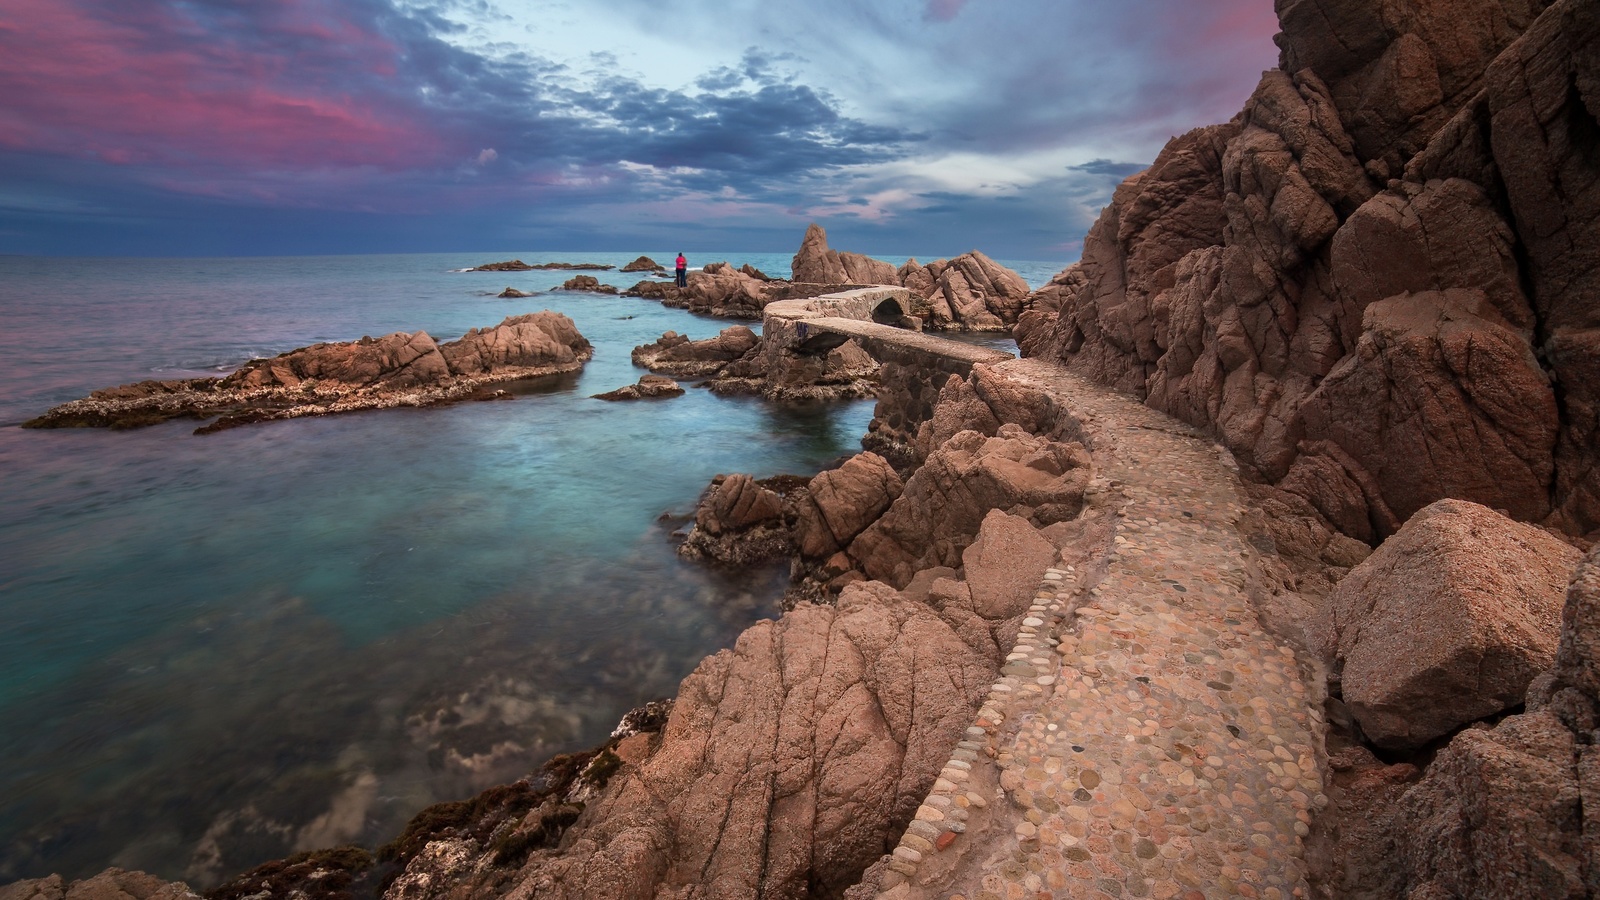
<box><xmin>7</xmin><ymin>1</ymin><xmax>1600</xmax><ymax>898</ymax></box>
<box><xmin>22</xmin><ymin>312</ymin><xmax>593</xmax><ymax>434</ymax></box>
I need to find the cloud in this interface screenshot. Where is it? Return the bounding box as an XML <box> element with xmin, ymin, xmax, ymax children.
<box><xmin>923</xmin><ymin>0</ymin><xmax>969</xmax><ymax>23</ymax></box>
<box><xmin>0</xmin><ymin>0</ymin><xmax>1283</xmax><ymax>259</ymax></box>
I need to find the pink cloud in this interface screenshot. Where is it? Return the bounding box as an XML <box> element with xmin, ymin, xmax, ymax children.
<box><xmin>0</xmin><ymin>0</ymin><xmax>452</xmax><ymax>175</ymax></box>
<box><xmin>924</xmin><ymin>0</ymin><xmax>970</xmax><ymax>22</ymax></box>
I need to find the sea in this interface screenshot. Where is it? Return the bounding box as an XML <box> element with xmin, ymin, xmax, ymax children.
<box><xmin>0</xmin><ymin>251</ymin><xmax>1066</xmax><ymax>886</ymax></box>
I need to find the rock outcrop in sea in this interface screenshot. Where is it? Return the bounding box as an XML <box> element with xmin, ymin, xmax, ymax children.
<box><xmin>1015</xmin><ymin>0</ymin><xmax>1600</xmax><ymax>543</ymax></box>
<box><xmin>621</xmin><ymin>228</ymin><xmax>1030</xmax><ymax>332</ymax></box>
<box><xmin>24</xmin><ymin>312</ymin><xmax>592</xmax><ymax>433</ymax></box>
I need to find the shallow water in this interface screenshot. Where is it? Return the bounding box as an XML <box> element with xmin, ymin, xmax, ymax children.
<box><xmin>0</xmin><ymin>251</ymin><xmax>1065</xmax><ymax>885</ymax></box>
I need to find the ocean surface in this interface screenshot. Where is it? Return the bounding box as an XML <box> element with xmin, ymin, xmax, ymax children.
<box><xmin>0</xmin><ymin>251</ymin><xmax>1065</xmax><ymax>886</ymax></box>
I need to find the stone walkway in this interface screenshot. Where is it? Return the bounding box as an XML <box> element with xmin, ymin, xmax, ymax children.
<box><xmin>875</xmin><ymin>359</ymin><xmax>1326</xmax><ymax>900</ymax></box>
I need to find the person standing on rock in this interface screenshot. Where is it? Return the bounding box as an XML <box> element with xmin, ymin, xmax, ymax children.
<box><xmin>675</xmin><ymin>252</ymin><xmax>687</xmax><ymax>288</ymax></box>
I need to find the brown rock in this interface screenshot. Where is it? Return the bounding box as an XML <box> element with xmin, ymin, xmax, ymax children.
<box><xmin>1555</xmin><ymin>547</ymin><xmax>1600</xmax><ymax>698</ymax></box>
<box><xmin>224</xmin><ymin>330</ymin><xmax>449</xmax><ymax>390</ymax></box>
<box><xmin>961</xmin><ymin>510</ymin><xmax>1057</xmax><ymax>620</ymax></box>
<box><xmin>558</xmin><ymin>275</ymin><xmax>618</xmax><ymax>293</ymax></box>
<box><xmin>694</xmin><ymin>474</ymin><xmax>785</xmax><ymax>536</ymax></box>
<box><xmin>497</xmin><ymin>286</ymin><xmax>535</xmax><ymax>298</ymax></box>
<box><xmin>1299</xmin><ymin>289</ymin><xmax>1559</xmax><ymax>528</ymax></box>
<box><xmin>0</xmin><ymin>869</ymin><xmax>197</xmax><ymax>900</ymax></box>
<box><xmin>1018</xmin><ymin>0</ymin><xmax>1600</xmax><ymax>542</ymax></box>
<box><xmin>498</xmin><ymin>581</ymin><xmax>999</xmax><ymax>898</ymax></box>
<box><xmin>793</xmin><ymin>452</ymin><xmax>904</xmax><ymax>559</ymax></box>
<box><xmin>849</xmin><ymin>424</ymin><xmax>1090</xmax><ymax>587</ymax></box>
<box><xmin>1391</xmin><ymin>710</ymin><xmax>1587</xmax><ymax>900</ymax></box>
<box><xmin>631</xmin><ymin>325</ymin><xmax>760</xmax><ymax>378</ymax></box>
<box><xmin>1322</xmin><ymin>499</ymin><xmax>1582</xmax><ymax>750</ymax></box>
<box><xmin>439</xmin><ymin>312</ymin><xmax>591</xmax><ymax>376</ymax></box>
<box><xmin>619</xmin><ymin>256</ymin><xmax>664</xmax><ymax>272</ymax></box>
<box><xmin>591</xmin><ymin>375</ymin><xmax>684</xmax><ymax>401</ymax></box>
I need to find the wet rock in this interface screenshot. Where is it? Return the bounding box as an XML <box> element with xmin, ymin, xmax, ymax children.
<box><xmin>496</xmin><ymin>286</ymin><xmax>535</xmax><ymax>298</ymax></box>
<box><xmin>591</xmin><ymin>375</ymin><xmax>684</xmax><ymax>401</ymax></box>
<box><xmin>678</xmin><ymin>474</ymin><xmax>794</xmax><ymax>566</ymax></box>
<box><xmin>1321</xmin><ymin>499</ymin><xmax>1582</xmax><ymax>750</ymax></box>
<box><xmin>227</xmin><ymin>330</ymin><xmax>451</xmax><ymax>390</ymax></box>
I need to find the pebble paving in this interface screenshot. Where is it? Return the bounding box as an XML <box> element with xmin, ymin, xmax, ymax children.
<box><xmin>876</xmin><ymin>359</ymin><xmax>1326</xmax><ymax>900</ymax></box>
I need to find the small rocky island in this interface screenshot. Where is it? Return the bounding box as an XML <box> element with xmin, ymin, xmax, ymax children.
<box><xmin>468</xmin><ymin>260</ymin><xmax>614</xmax><ymax>272</ymax></box>
<box><xmin>24</xmin><ymin>312</ymin><xmax>592</xmax><ymax>434</ymax></box>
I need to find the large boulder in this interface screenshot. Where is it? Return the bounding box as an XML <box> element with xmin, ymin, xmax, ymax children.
<box><xmin>1321</xmin><ymin>498</ymin><xmax>1582</xmax><ymax>750</ymax></box>
<box><xmin>847</xmin><ymin>424</ymin><xmax>1090</xmax><ymax>587</ymax></box>
<box><xmin>900</xmin><ymin>252</ymin><xmax>1031</xmax><ymax>331</ymax></box>
<box><xmin>961</xmin><ymin>509</ymin><xmax>1057</xmax><ymax>620</ymax></box>
<box><xmin>793</xmin><ymin>453</ymin><xmax>904</xmax><ymax>560</ymax></box>
<box><xmin>438</xmin><ymin>312</ymin><xmax>592</xmax><ymax>375</ymax></box>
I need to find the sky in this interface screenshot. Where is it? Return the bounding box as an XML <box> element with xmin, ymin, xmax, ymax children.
<box><xmin>0</xmin><ymin>0</ymin><xmax>1282</xmax><ymax>260</ymax></box>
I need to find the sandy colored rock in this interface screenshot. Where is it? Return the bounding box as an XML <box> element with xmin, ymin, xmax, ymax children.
<box><xmin>1323</xmin><ymin>498</ymin><xmax>1581</xmax><ymax>750</ymax></box>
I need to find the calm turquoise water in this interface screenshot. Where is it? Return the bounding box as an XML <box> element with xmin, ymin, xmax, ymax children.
<box><xmin>0</xmin><ymin>251</ymin><xmax>1062</xmax><ymax>885</ymax></box>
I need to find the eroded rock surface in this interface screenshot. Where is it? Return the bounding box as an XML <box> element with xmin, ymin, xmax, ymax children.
<box><xmin>591</xmin><ymin>375</ymin><xmax>684</xmax><ymax>401</ymax></box>
<box><xmin>0</xmin><ymin>869</ymin><xmax>197</xmax><ymax>900</ymax></box>
<box><xmin>1022</xmin><ymin>0</ymin><xmax>1600</xmax><ymax>540</ymax></box>
<box><xmin>630</xmin><ymin>326</ymin><xmax>760</xmax><ymax>378</ymax></box>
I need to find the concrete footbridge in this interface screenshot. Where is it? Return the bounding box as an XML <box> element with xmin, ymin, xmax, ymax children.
<box><xmin>760</xmin><ymin>287</ymin><xmax>1014</xmax><ymax>374</ymax></box>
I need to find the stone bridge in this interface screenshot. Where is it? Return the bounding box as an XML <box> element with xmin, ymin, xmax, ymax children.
<box><xmin>762</xmin><ymin>288</ymin><xmax>1015</xmax><ymax>464</ymax></box>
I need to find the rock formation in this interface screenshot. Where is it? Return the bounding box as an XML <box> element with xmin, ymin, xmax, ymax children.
<box><xmin>0</xmin><ymin>869</ymin><xmax>198</xmax><ymax>900</ymax></box>
<box><xmin>677</xmin><ymin>474</ymin><xmax>797</xmax><ymax>566</ymax></box>
<box><xmin>630</xmin><ymin>327</ymin><xmax>760</xmax><ymax>378</ymax></box>
<box><xmin>471</xmin><ymin>260</ymin><xmax>613</xmax><ymax>272</ymax></box>
<box><xmin>1017</xmin><ymin>0</ymin><xmax>1600</xmax><ymax>542</ymax></box>
<box><xmin>791</xmin><ymin>225</ymin><xmax>1031</xmax><ymax>331</ymax></box>
<box><xmin>1316</xmin><ymin>498</ymin><xmax>1582</xmax><ymax>750</ymax></box>
<box><xmin>24</xmin><ymin>313</ymin><xmax>593</xmax><ymax>433</ymax></box>
<box><xmin>591</xmin><ymin>375</ymin><xmax>685</xmax><ymax>401</ymax></box>
<box><xmin>557</xmin><ymin>275</ymin><xmax>618</xmax><ymax>293</ymax></box>
<box><xmin>496</xmin><ymin>286</ymin><xmax>534</xmax><ymax>298</ymax></box>
<box><xmin>620</xmin><ymin>256</ymin><xmax>665</xmax><ymax>273</ymax></box>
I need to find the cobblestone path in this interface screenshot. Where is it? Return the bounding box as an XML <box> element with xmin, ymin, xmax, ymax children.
<box><xmin>876</xmin><ymin>359</ymin><xmax>1327</xmax><ymax>900</ymax></box>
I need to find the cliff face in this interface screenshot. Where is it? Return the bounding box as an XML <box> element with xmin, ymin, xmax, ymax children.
<box><xmin>1017</xmin><ymin>0</ymin><xmax>1599</xmax><ymax>542</ymax></box>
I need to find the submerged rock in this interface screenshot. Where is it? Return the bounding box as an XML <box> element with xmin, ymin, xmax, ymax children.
<box><xmin>496</xmin><ymin>286</ymin><xmax>535</xmax><ymax>298</ymax></box>
<box><xmin>591</xmin><ymin>375</ymin><xmax>684</xmax><ymax>401</ymax></box>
